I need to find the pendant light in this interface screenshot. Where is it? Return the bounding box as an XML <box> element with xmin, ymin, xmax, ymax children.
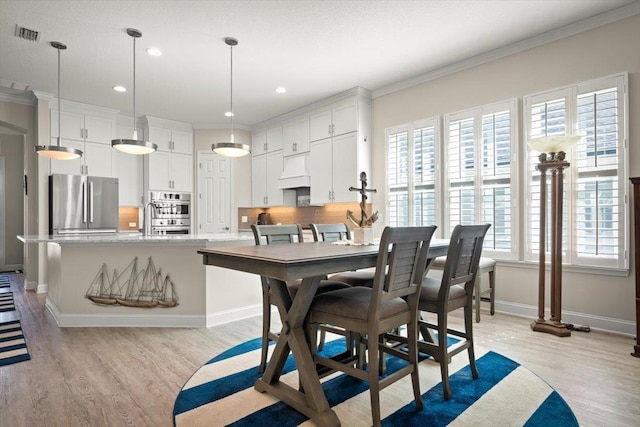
<box><xmin>111</xmin><ymin>28</ymin><xmax>157</xmax><ymax>155</ymax></box>
<box><xmin>212</xmin><ymin>37</ymin><xmax>250</xmax><ymax>157</ymax></box>
<box><xmin>35</xmin><ymin>42</ymin><xmax>83</xmax><ymax>160</ymax></box>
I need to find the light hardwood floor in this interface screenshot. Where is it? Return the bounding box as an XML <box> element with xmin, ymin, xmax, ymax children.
<box><xmin>0</xmin><ymin>272</ymin><xmax>638</xmax><ymax>426</ymax></box>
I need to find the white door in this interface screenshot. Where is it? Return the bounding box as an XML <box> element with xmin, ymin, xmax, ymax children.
<box><xmin>198</xmin><ymin>152</ymin><xmax>231</xmax><ymax>233</ymax></box>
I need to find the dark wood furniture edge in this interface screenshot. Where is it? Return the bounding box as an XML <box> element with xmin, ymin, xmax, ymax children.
<box><xmin>630</xmin><ymin>177</ymin><xmax>640</xmax><ymax>357</ymax></box>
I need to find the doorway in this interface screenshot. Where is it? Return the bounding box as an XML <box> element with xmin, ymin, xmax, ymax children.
<box><xmin>197</xmin><ymin>151</ymin><xmax>231</xmax><ymax>233</ymax></box>
<box><xmin>0</xmin><ymin>122</ymin><xmax>26</xmax><ymax>272</ymax></box>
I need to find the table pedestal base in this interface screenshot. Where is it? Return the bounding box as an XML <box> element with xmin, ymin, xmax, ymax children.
<box><xmin>531</xmin><ymin>319</ymin><xmax>571</xmax><ymax>337</ymax></box>
<box><xmin>632</xmin><ymin>344</ymin><xmax>640</xmax><ymax>358</ymax></box>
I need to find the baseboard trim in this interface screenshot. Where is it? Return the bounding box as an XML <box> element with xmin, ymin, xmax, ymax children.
<box><xmin>24</xmin><ymin>280</ymin><xmax>37</xmax><ymax>291</ymax></box>
<box><xmin>45</xmin><ymin>298</ymin><xmax>208</xmax><ymax>328</ymax></box>
<box><xmin>205</xmin><ymin>304</ymin><xmax>264</xmax><ymax>327</ymax></box>
<box><xmin>37</xmin><ymin>283</ymin><xmax>48</xmax><ymax>294</ymax></box>
<box><xmin>495</xmin><ymin>300</ymin><xmax>636</xmax><ymax>336</ymax></box>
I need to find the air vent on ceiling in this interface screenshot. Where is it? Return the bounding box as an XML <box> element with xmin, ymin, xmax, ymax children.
<box><xmin>15</xmin><ymin>25</ymin><xmax>41</xmax><ymax>42</ymax></box>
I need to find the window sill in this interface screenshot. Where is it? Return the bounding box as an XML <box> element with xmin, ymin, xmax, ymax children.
<box><xmin>492</xmin><ymin>259</ymin><xmax>630</xmax><ymax>277</ymax></box>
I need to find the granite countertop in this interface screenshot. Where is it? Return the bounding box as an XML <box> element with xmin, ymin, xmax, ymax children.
<box><xmin>17</xmin><ymin>232</ymin><xmax>254</xmax><ymax>245</ymax></box>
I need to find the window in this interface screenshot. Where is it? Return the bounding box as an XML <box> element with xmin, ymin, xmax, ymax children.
<box><xmin>443</xmin><ymin>99</ymin><xmax>518</xmax><ymax>259</ymax></box>
<box><xmin>524</xmin><ymin>75</ymin><xmax>628</xmax><ymax>269</ymax></box>
<box><xmin>386</xmin><ymin>118</ymin><xmax>439</xmax><ymax>228</ymax></box>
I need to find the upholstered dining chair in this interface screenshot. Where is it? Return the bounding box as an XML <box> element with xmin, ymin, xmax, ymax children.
<box><xmin>305</xmin><ymin>225</ymin><xmax>437</xmax><ymax>427</ymax></box>
<box><xmin>416</xmin><ymin>223</ymin><xmax>491</xmax><ymax>400</ymax></box>
<box><xmin>251</xmin><ymin>224</ymin><xmax>350</xmax><ymax>373</ymax></box>
<box><xmin>310</xmin><ymin>223</ymin><xmax>377</xmax><ymax>288</ymax></box>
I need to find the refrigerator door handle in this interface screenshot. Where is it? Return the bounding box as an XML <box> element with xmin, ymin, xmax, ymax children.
<box><xmin>82</xmin><ymin>181</ymin><xmax>87</xmax><ymax>223</ymax></box>
<box><xmin>89</xmin><ymin>181</ymin><xmax>94</xmax><ymax>223</ymax></box>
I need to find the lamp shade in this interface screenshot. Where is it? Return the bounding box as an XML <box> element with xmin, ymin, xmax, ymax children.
<box><xmin>527</xmin><ymin>135</ymin><xmax>582</xmax><ymax>153</ymax></box>
<box><xmin>112</xmin><ymin>138</ymin><xmax>157</xmax><ymax>155</ymax></box>
<box><xmin>212</xmin><ymin>142</ymin><xmax>251</xmax><ymax>157</ymax></box>
<box><xmin>34</xmin><ymin>143</ymin><xmax>82</xmax><ymax>160</ymax></box>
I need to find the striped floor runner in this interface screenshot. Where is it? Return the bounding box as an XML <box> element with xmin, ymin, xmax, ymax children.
<box><xmin>0</xmin><ymin>292</ymin><xmax>15</xmax><ymax>312</ymax></box>
<box><xmin>174</xmin><ymin>337</ymin><xmax>578</xmax><ymax>426</ymax></box>
<box><xmin>0</xmin><ymin>320</ymin><xmax>31</xmax><ymax>367</ymax></box>
<box><xmin>0</xmin><ymin>275</ymin><xmax>10</xmax><ymax>289</ymax></box>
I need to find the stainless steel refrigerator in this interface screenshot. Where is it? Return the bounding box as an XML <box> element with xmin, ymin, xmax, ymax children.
<box><xmin>49</xmin><ymin>174</ymin><xmax>119</xmax><ymax>234</ymax></box>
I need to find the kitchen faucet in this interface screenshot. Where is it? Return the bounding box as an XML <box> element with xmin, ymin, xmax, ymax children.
<box><xmin>142</xmin><ymin>201</ymin><xmax>157</xmax><ymax>236</ymax></box>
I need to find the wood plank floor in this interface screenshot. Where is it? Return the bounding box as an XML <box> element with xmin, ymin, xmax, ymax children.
<box><xmin>1</xmin><ymin>271</ymin><xmax>638</xmax><ymax>426</ymax></box>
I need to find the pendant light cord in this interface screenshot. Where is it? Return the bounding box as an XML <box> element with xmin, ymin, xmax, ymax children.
<box><xmin>230</xmin><ymin>42</ymin><xmax>234</xmax><ymax>136</ymax></box>
<box><xmin>57</xmin><ymin>46</ymin><xmax>61</xmax><ymax>148</ymax></box>
<box><xmin>133</xmin><ymin>35</ymin><xmax>136</xmax><ymax>134</ymax></box>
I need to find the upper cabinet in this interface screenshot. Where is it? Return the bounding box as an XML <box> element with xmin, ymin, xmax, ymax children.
<box><xmin>283</xmin><ymin>115</ymin><xmax>310</xmax><ymax>157</ymax></box>
<box><xmin>252</xmin><ymin>125</ymin><xmax>283</xmax><ymax>156</ymax></box>
<box><xmin>142</xmin><ymin>116</ymin><xmax>194</xmax><ymax>194</ymax></box>
<box><xmin>49</xmin><ymin>101</ymin><xmax>117</xmax><ymax>177</ymax></box>
<box><xmin>113</xmin><ymin>124</ymin><xmax>143</xmax><ymax>206</ymax></box>
<box><xmin>309</xmin><ymin>99</ymin><xmax>358</xmax><ymax>142</ymax></box>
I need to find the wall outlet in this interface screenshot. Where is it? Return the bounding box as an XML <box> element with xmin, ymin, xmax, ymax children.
<box><xmin>241</xmin><ymin>216</ymin><xmax>248</xmax><ymax>223</ymax></box>
<box><xmin>128</xmin><ymin>222</ymin><xmax>137</xmax><ymax>227</ymax></box>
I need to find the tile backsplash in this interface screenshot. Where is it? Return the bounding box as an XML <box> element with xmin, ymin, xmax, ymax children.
<box><xmin>118</xmin><ymin>207</ymin><xmax>140</xmax><ymax>231</ymax></box>
<box><xmin>237</xmin><ymin>203</ymin><xmax>372</xmax><ymax>231</ymax></box>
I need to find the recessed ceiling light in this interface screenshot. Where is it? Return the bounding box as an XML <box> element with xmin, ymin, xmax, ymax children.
<box><xmin>146</xmin><ymin>47</ymin><xmax>162</xmax><ymax>57</ymax></box>
<box><xmin>113</xmin><ymin>85</ymin><xmax>126</xmax><ymax>92</ymax></box>
<box><xmin>225</xmin><ymin>111</ymin><xmax>234</xmax><ymax>117</ymax></box>
<box><xmin>275</xmin><ymin>87</ymin><xmax>287</xmax><ymax>94</ymax></box>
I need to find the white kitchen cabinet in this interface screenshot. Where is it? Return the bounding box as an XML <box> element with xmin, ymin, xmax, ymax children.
<box><xmin>252</xmin><ymin>150</ymin><xmax>284</xmax><ymax>207</ymax></box>
<box><xmin>283</xmin><ymin>115</ymin><xmax>310</xmax><ymax>157</ymax></box>
<box><xmin>309</xmin><ymin>99</ymin><xmax>358</xmax><ymax>142</ymax></box>
<box><xmin>49</xmin><ymin>138</ymin><xmax>113</xmax><ymax>177</ymax></box>
<box><xmin>113</xmin><ymin>125</ymin><xmax>143</xmax><ymax>206</ymax></box>
<box><xmin>146</xmin><ymin>152</ymin><xmax>192</xmax><ymax>193</ymax></box>
<box><xmin>146</xmin><ymin>126</ymin><xmax>193</xmax><ymax>154</ymax></box>
<box><xmin>52</xmin><ymin>109</ymin><xmax>115</xmax><ymax>144</ymax></box>
<box><xmin>252</xmin><ymin>126</ymin><xmax>283</xmax><ymax>157</ymax></box>
<box><xmin>309</xmin><ymin>132</ymin><xmax>363</xmax><ymax>204</ymax></box>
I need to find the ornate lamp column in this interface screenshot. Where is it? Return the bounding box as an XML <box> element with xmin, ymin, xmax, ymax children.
<box><xmin>528</xmin><ymin>135</ymin><xmax>581</xmax><ymax>337</ymax></box>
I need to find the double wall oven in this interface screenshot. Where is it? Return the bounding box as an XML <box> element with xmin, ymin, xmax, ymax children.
<box><xmin>149</xmin><ymin>191</ymin><xmax>191</xmax><ymax>235</ymax></box>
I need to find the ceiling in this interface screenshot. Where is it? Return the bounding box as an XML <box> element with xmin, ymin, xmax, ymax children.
<box><xmin>0</xmin><ymin>0</ymin><xmax>636</xmax><ymax>129</ymax></box>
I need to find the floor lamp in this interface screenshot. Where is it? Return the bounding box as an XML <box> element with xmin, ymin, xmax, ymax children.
<box><xmin>528</xmin><ymin>135</ymin><xmax>581</xmax><ymax>337</ymax></box>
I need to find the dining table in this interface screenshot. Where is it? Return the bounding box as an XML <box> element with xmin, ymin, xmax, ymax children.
<box><xmin>198</xmin><ymin>238</ymin><xmax>449</xmax><ymax>427</ymax></box>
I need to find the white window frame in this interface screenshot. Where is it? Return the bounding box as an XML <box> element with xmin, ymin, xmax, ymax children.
<box><xmin>523</xmin><ymin>74</ymin><xmax>629</xmax><ymax>271</ymax></box>
<box><xmin>384</xmin><ymin>117</ymin><xmax>441</xmax><ymax>230</ymax></box>
<box><xmin>442</xmin><ymin>99</ymin><xmax>519</xmax><ymax>260</ymax></box>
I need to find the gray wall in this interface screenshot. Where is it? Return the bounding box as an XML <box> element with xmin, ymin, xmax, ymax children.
<box><xmin>369</xmin><ymin>15</ymin><xmax>640</xmax><ymax>332</ymax></box>
<box><xmin>0</xmin><ymin>133</ymin><xmax>25</xmax><ymax>267</ymax></box>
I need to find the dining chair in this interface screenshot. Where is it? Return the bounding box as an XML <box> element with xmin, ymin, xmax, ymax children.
<box><xmin>305</xmin><ymin>225</ymin><xmax>437</xmax><ymax>427</ymax></box>
<box><xmin>416</xmin><ymin>223</ymin><xmax>491</xmax><ymax>399</ymax></box>
<box><xmin>429</xmin><ymin>255</ymin><xmax>496</xmax><ymax>322</ymax></box>
<box><xmin>251</xmin><ymin>224</ymin><xmax>351</xmax><ymax>373</ymax></box>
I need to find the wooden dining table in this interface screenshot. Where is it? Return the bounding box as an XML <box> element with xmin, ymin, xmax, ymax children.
<box><xmin>198</xmin><ymin>238</ymin><xmax>449</xmax><ymax>427</ymax></box>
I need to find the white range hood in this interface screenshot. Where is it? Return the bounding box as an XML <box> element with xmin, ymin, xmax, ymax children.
<box><xmin>278</xmin><ymin>155</ymin><xmax>310</xmax><ymax>189</ymax></box>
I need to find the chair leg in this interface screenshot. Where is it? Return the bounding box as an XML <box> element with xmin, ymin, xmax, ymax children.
<box><xmin>489</xmin><ymin>269</ymin><xmax>496</xmax><ymax>315</ymax></box>
<box><xmin>408</xmin><ymin>318</ymin><xmax>423</xmax><ymax>411</ymax></box>
<box><xmin>368</xmin><ymin>335</ymin><xmax>382</xmax><ymax>427</ymax></box>
<box><xmin>259</xmin><ymin>287</ymin><xmax>271</xmax><ymax>373</ymax></box>
<box><xmin>438</xmin><ymin>317</ymin><xmax>452</xmax><ymax>400</ymax></box>
<box><xmin>464</xmin><ymin>304</ymin><xmax>479</xmax><ymax>380</ymax></box>
<box><xmin>318</xmin><ymin>328</ymin><xmax>326</xmax><ymax>351</ymax></box>
<box><xmin>474</xmin><ymin>274</ymin><xmax>481</xmax><ymax>323</ymax></box>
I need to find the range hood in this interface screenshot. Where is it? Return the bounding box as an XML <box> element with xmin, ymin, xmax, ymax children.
<box><xmin>278</xmin><ymin>155</ymin><xmax>311</xmax><ymax>189</ymax></box>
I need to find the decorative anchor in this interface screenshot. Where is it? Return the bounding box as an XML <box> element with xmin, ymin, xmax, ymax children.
<box><xmin>347</xmin><ymin>171</ymin><xmax>379</xmax><ymax>227</ymax></box>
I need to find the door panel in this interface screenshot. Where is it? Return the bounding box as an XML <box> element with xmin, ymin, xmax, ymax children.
<box><xmin>198</xmin><ymin>153</ymin><xmax>231</xmax><ymax>233</ymax></box>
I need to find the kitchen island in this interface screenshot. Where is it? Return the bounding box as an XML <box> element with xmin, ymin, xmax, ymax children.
<box><xmin>18</xmin><ymin>233</ymin><xmax>262</xmax><ymax>327</ymax></box>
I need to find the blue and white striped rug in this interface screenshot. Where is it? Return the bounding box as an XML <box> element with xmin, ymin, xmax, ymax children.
<box><xmin>174</xmin><ymin>337</ymin><xmax>578</xmax><ymax>426</ymax></box>
<box><xmin>0</xmin><ymin>320</ymin><xmax>31</xmax><ymax>367</ymax></box>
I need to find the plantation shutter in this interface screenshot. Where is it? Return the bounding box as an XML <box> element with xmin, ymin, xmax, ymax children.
<box><xmin>413</xmin><ymin>125</ymin><xmax>437</xmax><ymax>226</ymax></box>
<box><xmin>447</xmin><ymin>117</ymin><xmax>476</xmax><ymax>235</ymax></box>
<box><xmin>387</xmin><ymin>130</ymin><xmax>409</xmax><ymax>226</ymax></box>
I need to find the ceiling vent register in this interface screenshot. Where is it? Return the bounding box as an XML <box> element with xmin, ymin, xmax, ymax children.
<box><xmin>14</xmin><ymin>25</ymin><xmax>41</xmax><ymax>42</ymax></box>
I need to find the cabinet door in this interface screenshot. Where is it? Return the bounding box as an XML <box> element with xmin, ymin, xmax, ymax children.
<box><xmin>252</xmin><ymin>131</ymin><xmax>267</xmax><ymax>157</ymax></box>
<box><xmin>84</xmin><ymin>141</ymin><xmax>113</xmax><ymax>178</ymax></box>
<box><xmin>309</xmin><ymin>109</ymin><xmax>332</xmax><ymax>142</ymax></box>
<box><xmin>266</xmin><ymin>126</ymin><xmax>283</xmax><ymax>152</ymax></box>
<box><xmin>49</xmin><ymin>138</ymin><xmax>84</xmax><ymax>175</ymax></box>
<box><xmin>266</xmin><ymin>150</ymin><xmax>283</xmax><ymax>206</ymax></box>
<box><xmin>332</xmin><ymin>102</ymin><xmax>358</xmax><ymax>137</ymax></box>
<box><xmin>148</xmin><ymin>151</ymin><xmax>172</xmax><ymax>191</ymax></box>
<box><xmin>171</xmin><ymin>153</ymin><xmax>193</xmax><ymax>192</ymax></box>
<box><xmin>171</xmin><ymin>129</ymin><xmax>193</xmax><ymax>154</ymax></box>
<box><xmin>113</xmin><ymin>149</ymin><xmax>142</xmax><ymax>206</ymax></box>
<box><xmin>331</xmin><ymin>133</ymin><xmax>359</xmax><ymax>203</ymax></box>
<box><xmin>283</xmin><ymin>116</ymin><xmax>310</xmax><ymax>157</ymax></box>
<box><xmin>50</xmin><ymin>110</ymin><xmax>84</xmax><ymax>141</ymax></box>
<box><xmin>147</xmin><ymin>126</ymin><xmax>172</xmax><ymax>152</ymax></box>
<box><xmin>252</xmin><ymin>154</ymin><xmax>267</xmax><ymax>206</ymax></box>
<box><xmin>84</xmin><ymin>115</ymin><xmax>114</xmax><ymax>144</ymax></box>
<box><xmin>309</xmin><ymin>138</ymin><xmax>333</xmax><ymax>204</ymax></box>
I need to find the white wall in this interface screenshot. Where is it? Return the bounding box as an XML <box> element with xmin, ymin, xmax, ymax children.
<box><xmin>370</xmin><ymin>15</ymin><xmax>640</xmax><ymax>332</ymax></box>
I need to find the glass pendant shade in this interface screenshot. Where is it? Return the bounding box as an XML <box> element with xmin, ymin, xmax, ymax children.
<box><xmin>527</xmin><ymin>135</ymin><xmax>581</xmax><ymax>154</ymax></box>
<box><xmin>36</xmin><ymin>41</ymin><xmax>83</xmax><ymax>160</ymax></box>
<box><xmin>213</xmin><ymin>37</ymin><xmax>250</xmax><ymax>158</ymax></box>
<box><xmin>111</xmin><ymin>28</ymin><xmax>157</xmax><ymax>155</ymax></box>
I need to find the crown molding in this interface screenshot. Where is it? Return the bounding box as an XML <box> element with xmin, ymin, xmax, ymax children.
<box><xmin>0</xmin><ymin>92</ymin><xmax>35</xmax><ymax>106</ymax></box>
<box><xmin>191</xmin><ymin>123</ymin><xmax>253</xmax><ymax>132</ymax></box>
<box><xmin>372</xmin><ymin>1</ymin><xmax>640</xmax><ymax>99</ymax></box>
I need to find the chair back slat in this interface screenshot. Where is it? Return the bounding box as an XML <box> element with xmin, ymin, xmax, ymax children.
<box><xmin>440</xmin><ymin>224</ymin><xmax>491</xmax><ymax>299</ymax></box>
<box><xmin>251</xmin><ymin>224</ymin><xmax>304</xmax><ymax>245</ymax></box>
<box><xmin>310</xmin><ymin>223</ymin><xmax>352</xmax><ymax>242</ymax></box>
<box><xmin>370</xmin><ymin>226</ymin><xmax>437</xmax><ymax>315</ymax></box>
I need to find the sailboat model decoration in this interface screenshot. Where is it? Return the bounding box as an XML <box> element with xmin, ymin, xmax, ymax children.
<box><xmin>85</xmin><ymin>257</ymin><xmax>179</xmax><ymax>308</ymax></box>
